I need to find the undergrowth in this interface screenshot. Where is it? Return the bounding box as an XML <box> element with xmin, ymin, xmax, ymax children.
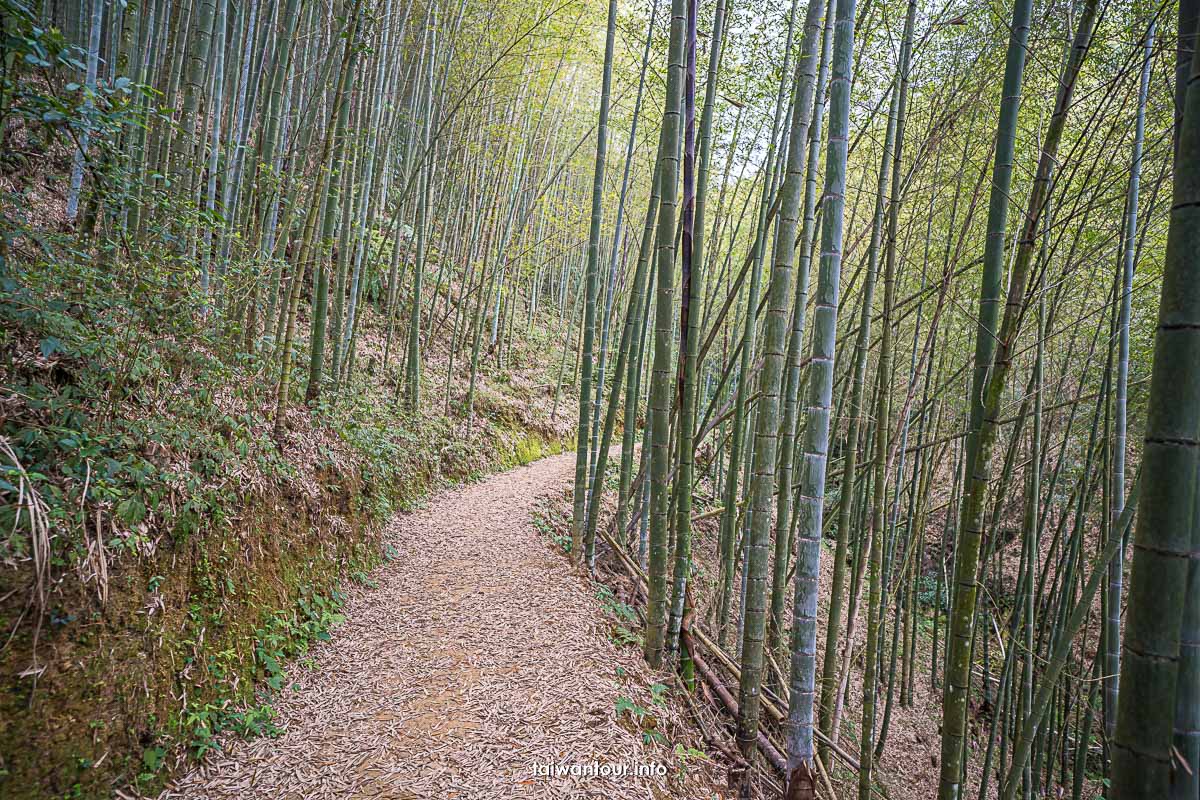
<box><xmin>0</xmin><ymin>251</ymin><xmax>569</xmax><ymax>798</ymax></box>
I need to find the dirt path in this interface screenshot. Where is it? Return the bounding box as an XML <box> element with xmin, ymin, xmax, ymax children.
<box><xmin>161</xmin><ymin>453</ymin><xmax>722</xmax><ymax>799</ymax></box>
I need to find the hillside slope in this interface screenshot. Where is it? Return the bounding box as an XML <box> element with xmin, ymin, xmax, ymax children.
<box><xmin>0</xmin><ymin>265</ymin><xmax>577</xmax><ymax>797</ymax></box>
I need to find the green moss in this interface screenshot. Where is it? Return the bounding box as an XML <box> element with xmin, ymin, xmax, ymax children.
<box><xmin>497</xmin><ymin>424</ymin><xmax>567</xmax><ymax>470</ymax></box>
<box><xmin>0</xmin><ymin>473</ymin><xmax>382</xmax><ymax>798</ymax></box>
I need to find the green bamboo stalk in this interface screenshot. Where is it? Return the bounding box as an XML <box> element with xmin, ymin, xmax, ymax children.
<box><xmin>304</xmin><ymin>7</ymin><xmax>360</xmax><ymax>404</ymax></box>
<box><xmin>406</xmin><ymin>16</ymin><xmax>437</xmax><ymax>411</ymax></box>
<box><xmin>174</xmin><ymin>0</ymin><xmax>217</xmax><ymax>214</ymax></box>
<box><xmin>784</xmin><ymin>0</ymin><xmax>856</xmax><ymax>787</ymax></box>
<box><xmin>736</xmin><ymin>0</ymin><xmax>824</xmax><ymax>790</ymax></box>
<box><xmin>569</xmin><ymin>0</ymin><xmax>617</xmax><ymax>562</ymax></box>
<box><xmin>643</xmin><ymin>0</ymin><xmax>686</xmax><ymax>667</ymax></box>
<box><xmin>271</xmin><ymin>4</ymin><xmax>360</xmax><ymax>440</ymax></box>
<box><xmin>663</xmin><ymin>0</ymin><xmax>700</xmax><ymax>667</ymax></box>
<box><xmin>766</xmin><ymin>0</ymin><xmax>827</xmax><ymax>678</ymax></box>
<box><xmin>1112</xmin><ymin>9</ymin><xmax>1200</xmax><ymax>796</ymax></box>
<box><xmin>1106</xmin><ymin>16</ymin><xmax>1154</xmax><ymax>743</ymax></box>
<box><xmin>935</xmin><ymin>0</ymin><xmax>1034</xmax><ymax>792</ymax></box>
<box><xmin>666</xmin><ymin>0</ymin><xmax>721</xmax><ymax>656</ymax></box>
<box><xmin>859</xmin><ymin>1</ymin><xmax>915</xmax><ymax>789</ymax></box>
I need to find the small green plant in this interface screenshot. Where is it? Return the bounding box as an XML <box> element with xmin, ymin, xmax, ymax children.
<box><xmin>182</xmin><ymin>703</ymin><xmax>223</xmax><ymax>757</ymax></box>
<box><xmin>597</xmin><ymin>586</ymin><xmax>640</xmax><ymax>647</ymax></box>
<box><xmin>615</xmin><ymin>695</ymin><xmax>650</xmax><ymax>721</ymax></box>
<box><xmin>917</xmin><ymin>572</ymin><xmax>947</xmax><ymax>611</ymax></box>
<box><xmin>532</xmin><ymin>507</ymin><xmax>571</xmax><ymax>551</ymax></box>
<box><xmin>225</xmin><ymin>703</ymin><xmax>281</xmax><ymax>739</ymax></box>
<box><xmin>673</xmin><ymin>744</ymin><xmax>709</xmax><ymax>778</ymax></box>
<box><xmin>253</xmin><ymin>587</ymin><xmax>345</xmax><ymax>692</ymax></box>
<box><xmin>139</xmin><ymin>745</ymin><xmax>166</xmax><ymax>785</ymax></box>
<box><xmin>615</xmin><ymin>693</ymin><xmax>665</xmax><ymax>746</ymax></box>
<box><xmin>350</xmin><ymin>570</ymin><xmax>378</xmax><ymax>589</ymax></box>
<box><xmin>179</xmin><ymin>699</ymin><xmax>282</xmax><ymax>761</ymax></box>
<box><xmin>597</xmin><ymin>586</ymin><xmax>638</xmax><ymax>623</ymax></box>
<box><xmin>611</xmin><ymin>624</ymin><xmax>641</xmax><ymax>647</ymax></box>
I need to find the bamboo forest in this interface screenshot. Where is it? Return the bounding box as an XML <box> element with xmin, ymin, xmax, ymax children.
<box><xmin>3</xmin><ymin>0</ymin><xmax>1200</xmax><ymax>797</ymax></box>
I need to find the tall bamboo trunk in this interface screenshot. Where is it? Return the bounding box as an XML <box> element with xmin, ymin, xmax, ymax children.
<box><xmin>1105</xmin><ymin>16</ymin><xmax>1154</xmax><ymax>744</ymax></box>
<box><xmin>643</xmin><ymin>0</ymin><xmax>687</xmax><ymax>667</ymax></box>
<box><xmin>783</xmin><ymin>0</ymin><xmax>856</xmax><ymax>790</ymax></box>
<box><xmin>1113</xmin><ymin>8</ymin><xmax>1200</xmax><ymax>798</ymax></box>
<box><xmin>570</xmin><ymin>0</ymin><xmax>617</xmax><ymax>563</ymax></box>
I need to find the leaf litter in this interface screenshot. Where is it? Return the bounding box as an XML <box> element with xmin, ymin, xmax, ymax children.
<box><xmin>158</xmin><ymin>453</ymin><xmax>727</xmax><ymax>799</ymax></box>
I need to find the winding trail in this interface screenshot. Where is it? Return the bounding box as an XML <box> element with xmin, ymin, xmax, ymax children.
<box><xmin>162</xmin><ymin>453</ymin><xmax>713</xmax><ymax>799</ymax></box>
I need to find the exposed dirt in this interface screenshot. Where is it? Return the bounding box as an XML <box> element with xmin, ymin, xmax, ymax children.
<box><xmin>158</xmin><ymin>453</ymin><xmax>726</xmax><ymax>799</ymax></box>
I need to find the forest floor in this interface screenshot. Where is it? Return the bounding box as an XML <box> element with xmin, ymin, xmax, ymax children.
<box><xmin>536</xmin><ymin>482</ymin><xmax>1006</xmax><ymax>800</ymax></box>
<box><xmin>153</xmin><ymin>452</ymin><xmax>727</xmax><ymax>800</ymax></box>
